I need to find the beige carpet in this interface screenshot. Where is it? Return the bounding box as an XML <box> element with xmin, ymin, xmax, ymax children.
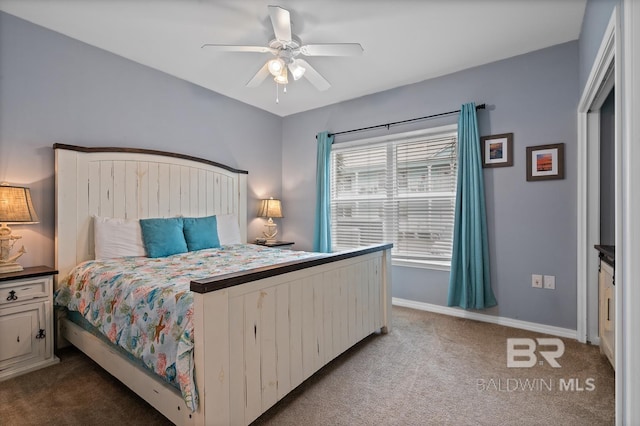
<box><xmin>0</xmin><ymin>306</ymin><xmax>614</xmax><ymax>425</ymax></box>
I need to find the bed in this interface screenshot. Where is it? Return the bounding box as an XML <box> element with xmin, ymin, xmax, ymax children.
<box><xmin>53</xmin><ymin>144</ymin><xmax>392</xmax><ymax>425</ymax></box>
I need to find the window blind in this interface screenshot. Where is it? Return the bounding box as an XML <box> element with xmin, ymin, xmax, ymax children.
<box><xmin>330</xmin><ymin>128</ymin><xmax>457</xmax><ymax>267</ymax></box>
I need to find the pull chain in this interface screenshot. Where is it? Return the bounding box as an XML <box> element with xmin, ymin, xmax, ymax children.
<box><xmin>275</xmin><ymin>83</ymin><xmax>288</xmax><ymax>104</ymax></box>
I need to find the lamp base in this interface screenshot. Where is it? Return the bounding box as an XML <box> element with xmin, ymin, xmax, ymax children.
<box><xmin>1</xmin><ymin>224</ymin><xmax>27</xmax><ymax>272</ymax></box>
<box><xmin>263</xmin><ymin>222</ymin><xmax>278</xmax><ymax>243</ymax></box>
<box><xmin>0</xmin><ymin>262</ymin><xmax>24</xmax><ymax>274</ymax></box>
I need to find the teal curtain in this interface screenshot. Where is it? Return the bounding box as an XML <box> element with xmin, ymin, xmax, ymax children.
<box><xmin>313</xmin><ymin>131</ymin><xmax>334</xmax><ymax>252</ymax></box>
<box><xmin>447</xmin><ymin>103</ymin><xmax>497</xmax><ymax>309</ymax></box>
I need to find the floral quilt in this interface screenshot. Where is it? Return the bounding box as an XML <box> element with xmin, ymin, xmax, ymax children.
<box><xmin>54</xmin><ymin>244</ymin><xmax>320</xmax><ymax>411</ymax></box>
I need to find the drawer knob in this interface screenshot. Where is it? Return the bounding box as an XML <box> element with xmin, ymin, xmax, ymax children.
<box><xmin>35</xmin><ymin>329</ymin><xmax>46</xmax><ymax>339</ymax></box>
<box><xmin>6</xmin><ymin>290</ymin><xmax>18</xmax><ymax>301</ymax></box>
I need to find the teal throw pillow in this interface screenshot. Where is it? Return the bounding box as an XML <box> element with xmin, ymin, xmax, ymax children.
<box><xmin>139</xmin><ymin>217</ymin><xmax>188</xmax><ymax>258</ymax></box>
<box><xmin>183</xmin><ymin>215</ymin><xmax>220</xmax><ymax>251</ymax></box>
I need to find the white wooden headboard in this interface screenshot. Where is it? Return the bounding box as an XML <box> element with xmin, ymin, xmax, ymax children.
<box><xmin>54</xmin><ymin>144</ymin><xmax>248</xmax><ymax>281</ymax></box>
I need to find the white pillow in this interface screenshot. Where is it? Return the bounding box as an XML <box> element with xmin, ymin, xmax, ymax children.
<box><xmin>216</xmin><ymin>214</ymin><xmax>242</xmax><ymax>245</ymax></box>
<box><xmin>94</xmin><ymin>216</ymin><xmax>147</xmax><ymax>259</ymax></box>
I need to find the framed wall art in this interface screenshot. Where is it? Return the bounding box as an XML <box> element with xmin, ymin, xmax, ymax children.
<box><xmin>526</xmin><ymin>143</ymin><xmax>565</xmax><ymax>181</ymax></box>
<box><xmin>480</xmin><ymin>133</ymin><xmax>513</xmax><ymax>168</ymax></box>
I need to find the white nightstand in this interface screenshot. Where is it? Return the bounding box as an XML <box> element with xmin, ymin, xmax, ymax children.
<box><xmin>0</xmin><ymin>266</ymin><xmax>60</xmax><ymax>381</ymax></box>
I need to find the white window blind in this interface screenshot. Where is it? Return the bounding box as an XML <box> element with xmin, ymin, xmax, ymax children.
<box><xmin>330</xmin><ymin>126</ymin><xmax>457</xmax><ymax>268</ymax></box>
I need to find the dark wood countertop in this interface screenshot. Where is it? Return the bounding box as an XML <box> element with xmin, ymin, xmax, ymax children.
<box><xmin>0</xmin><ymin>266</ymin><xmax>58</xmax><ymax>282</ymax></box>
<box><xmin>594</xmin><ymin>245</ymin><xmax>615</xmax><ymax>268</ymax></box>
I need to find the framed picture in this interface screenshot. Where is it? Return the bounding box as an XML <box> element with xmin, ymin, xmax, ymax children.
<box><xmin>480</xmin><ymin>133</ymin><xmax>513</xmax><ymax>168</ymax></box>
<box><xmin>526</xmin><ymin>143</ymin><xmax>565</xmax><ymax>181</ymax></box>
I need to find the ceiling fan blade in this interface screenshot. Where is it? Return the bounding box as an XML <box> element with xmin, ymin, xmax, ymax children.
<box><xmin>299</xmin><ymin>43</ymin><xmax>364</xmax><ymax>57</ymax></box>
<box><xmin>268</xmin><ymin>5</ymin><xmax>292</xmax><ymax>42</ymax></box>
<box><xmin>201</xmin><ymin>44</ymin><xmax>276</xmax><ymax>54</ymax></box>
<box><xmin>246</xmin><ymin>62</ymin><xmax>270</xmax><ymax>88</ymax></box>
<box><xmin>296</xmin><ymin>59</ymin><xmax>331</xmax><ymax>91</ymax></box>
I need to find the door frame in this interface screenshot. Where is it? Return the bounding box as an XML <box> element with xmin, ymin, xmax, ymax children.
<box><xmin>576</xmin><ymin>8</ymin><xmax>617</xmax><ymax>346</ymax></box>
<box><xmin>620</xmin><ymin>0</ymin><xmax>640</xmax><ymax>422</ymax></box>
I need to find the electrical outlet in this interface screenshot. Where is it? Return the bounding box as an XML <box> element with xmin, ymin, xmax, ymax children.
<box><xmin>544</xmin><ymin>275</ymin><xmax>556</xmax><ymax>289</ymax></box>
<box><xmin>532</xmin><ymin>274</ymin><xmax>543</xmax><ymax>288</ymax></box>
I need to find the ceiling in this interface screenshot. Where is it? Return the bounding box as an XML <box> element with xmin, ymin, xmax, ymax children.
<box><xmin>0</xmin><ymin>0</ymin><xmax>587</xmax><ymax>117</ymax></box>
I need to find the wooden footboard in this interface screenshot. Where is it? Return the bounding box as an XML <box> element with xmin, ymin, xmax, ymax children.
<box><xmin>191</xmin><ymin>245</ymin><xmax>392</xmax><ymax>425</ymax></box>
<box><xmin>59</xmin><ymin>245</ymin><xmax>391</xmax><ymax>426</ymax></box>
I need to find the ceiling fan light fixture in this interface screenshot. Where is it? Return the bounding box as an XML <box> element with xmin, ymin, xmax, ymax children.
<box><xmin>205</xmin><ymin>6</ymin><xmax>360</xmax><ymax>94</ymax></box>
<box><xmin>268</xmin><ymin>58</ymin><xmax>285</xmax><ymax>77</ymax></box>
<box><xmin>274</xmin><ymin>67</ymin><xmax>288</xmax><ymax>85</ymax></box>
<box><xmin>288</xmin><ymin>62</ymin><xmax>306</xmax><ymax>80</ymax></box>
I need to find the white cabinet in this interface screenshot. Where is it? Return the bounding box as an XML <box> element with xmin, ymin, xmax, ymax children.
<box><xmin>0</xmin><ymin>266</ymin><xmax>59</xmax><ymax>381</ymax></box>
<box><xmin>598</xmin><ymin>261</ymin><xmax>615</xmax><ymax>369</ymax></box>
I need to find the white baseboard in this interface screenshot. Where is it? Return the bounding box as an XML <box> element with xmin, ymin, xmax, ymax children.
<box><xmin>392</xmin><ymin>297</ymin><xmax>578</xmax><ymax>340</ymax></box>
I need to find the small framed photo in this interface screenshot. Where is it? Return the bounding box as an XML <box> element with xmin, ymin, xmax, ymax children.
<box><xmin>480</xmin><ymin>133</ymin><xmax>513</xmax><ymax>168</ymax></box>
<box><xmin>526</xmin><ymin>143</ymin><xmax>565</xmax><ymax>181</ymax></box>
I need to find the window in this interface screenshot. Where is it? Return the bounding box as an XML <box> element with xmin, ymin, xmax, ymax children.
<box><xmin>330</xmin><ymin>125</ymin><xmax>457</xmax><ymax>269</ymax></box>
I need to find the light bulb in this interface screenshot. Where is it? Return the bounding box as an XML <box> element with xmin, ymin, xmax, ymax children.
<box><xmin>268</xmin><ymin>58</ymin><xmax>285</xmax><ymax>76</ymax></box>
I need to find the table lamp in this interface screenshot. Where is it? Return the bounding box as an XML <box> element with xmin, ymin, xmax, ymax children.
<box><xmin>257</xmin><ymin>197</ymin><xmax>283</xmax><ymax>243</ymax></box>
<box><xmin>0</xmin><ymin>184</ymin><xmax>39</xmax><ymax>273</ymax></box>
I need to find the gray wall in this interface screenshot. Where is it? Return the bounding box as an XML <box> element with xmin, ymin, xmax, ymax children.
<box><xmin>0</xmin><ymin>12</ymin><xmax>284</xmax><ymax>268</ymax></box>
<box><xmin>282</xmin><ymin>42</ymin><xmax>579</xmax><ymax>329</ymax></box>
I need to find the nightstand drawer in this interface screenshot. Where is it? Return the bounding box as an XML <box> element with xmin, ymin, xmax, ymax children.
<box><xmin>0</xmin><ymin>277</ymin><xmax>51</xmax><ymax>306</ymax></box>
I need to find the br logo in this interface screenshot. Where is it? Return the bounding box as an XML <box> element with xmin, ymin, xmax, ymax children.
<box><xmin>506</xmin><ymin>338</ymin><xmax>565</xmax><ymax>368</ymax></box>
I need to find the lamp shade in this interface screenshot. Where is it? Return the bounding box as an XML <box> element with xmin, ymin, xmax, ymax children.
<box><xmin>268</xmin><ymin>58</ymin><xmax>285</xmax><ymax>76</ymax></box>
<box><xmin>288</xmin><ymin>61</ymin><xmax>306</xmax><ymax>80</ymax></box>
<box><xmin>257</xmin><ymin>198</ymin><xmax>283</xmax><ymax>219</ymax></box>
<box><xmin>273</xmin><ymin>67</ymin><xmax>288</xmax><ymax>85</ymax></box>
<box><xmin>0</xmin><ymin>185</ymin><xmax>39</xmax><ymax>223</ymax></box>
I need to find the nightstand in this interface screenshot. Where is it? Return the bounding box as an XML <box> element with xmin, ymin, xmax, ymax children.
<box><xmin>254</xmin><ymin>240</ymin><xmax>295</xmax><ymax>249</ymax></box>
<box><xmin>0</xmin><ymin>266</ymin><xmax>60</xmax><ymax>381</ymax></box>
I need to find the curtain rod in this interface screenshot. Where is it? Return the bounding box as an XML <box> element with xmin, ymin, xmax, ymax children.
<box><xmin>319</xmin><ymin>103</ymin><xmax>486</xmax><ymax>139</ymax></box>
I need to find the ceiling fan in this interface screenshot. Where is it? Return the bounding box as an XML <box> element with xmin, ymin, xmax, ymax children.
<box><xmin>202</xmin><ymin>5</ymin><xmax>363</xmax><ymax>94</ymax></box>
